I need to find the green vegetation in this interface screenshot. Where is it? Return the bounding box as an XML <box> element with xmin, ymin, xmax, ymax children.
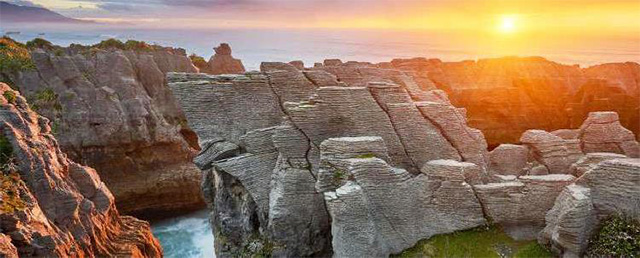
<box><xmin>355</xmin><ymin>153</ymin><xmax>376</xmax><ymax>159</ymax></box>
<box><xmin>28</xmin><ymin>88</ymin><xmax>63</xmax><ymax>115</ymax></box>
<box><xmin>0</xmin><ymin>37</ymin><xmax>35</xmax><ymax>89</ymax></box>
<box><xmin>0</xmin><ymin>134</ymin><xmax>24</xmax><ymax>214</ymax></box>
<box><xmin>3</xmin><ymin>90</ymin><xmax>16</xmax><ymax>104</ymax></box>
<box><xmin>392</xmin><ymin>225</ymin><xmax>554</xmax><ymax>258</ymax></box>
<box><xmin>586</xmin><ymin>214</ymin><xmax>640</xmax><ymax>257</ymax></box>
<box><xmin>189</xmin><ymin>53</ymin><xmax>208</xmax><ymax>69</ymax></box>
<box><xmin>0</xmin><ymin>172</ymin><xmax>25</xmax><ymax>214</ymax></box>
<box><xmin>25</xmin><ymin>38</ymin><xmax>54</xmax><ymax>50</ymax></box>
<box><xmin>0</xmin><ymin>134</ymin><xmax>13</xmax><ymax>166</ymax></box>
<box><xmin>332</xmin><ymin>169</ymin><xmax>347</xmax><ymax>184</ymax></box>
<box><xmin>91</xmin><ymin>38</ymin><xmax>163</xmax><ymax>51</ymax></box>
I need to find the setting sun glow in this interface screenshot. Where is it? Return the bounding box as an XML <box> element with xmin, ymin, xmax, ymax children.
<box><xmin>499</xmin><ymin>15</ymin><xmax>518</xmax><ymax>34</ymax></box>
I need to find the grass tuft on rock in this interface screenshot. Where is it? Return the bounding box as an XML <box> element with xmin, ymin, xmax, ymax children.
<box><xmin>392</xmin><ymin>225</ymin><xmax>554</xmax><ymax>258</ymax></box>
<box><xmin>3</xmin><ymin>90</ymin><xmax>16</xmax><ymax>104</ymax></box>
<box><xmin>586</xmin><ymin>214</ymin><xmax>640</xmax><ymax>257</ymax></box>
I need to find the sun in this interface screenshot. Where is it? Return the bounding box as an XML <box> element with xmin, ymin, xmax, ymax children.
<box><xmin>498</xmin><ymin>15</ymin><xmax>518</xmax><ymax>34</ymax></box>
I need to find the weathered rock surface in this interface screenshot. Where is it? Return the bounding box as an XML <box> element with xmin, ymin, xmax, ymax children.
<box><xmin>569</xmin><ymin>152</ymin><xmax>627</xmax><ymax>177</ymax></box>
<box><xmin>202</xmin><ymin>43</ymin><xmax>246</xmax><ymax>75</ymax></box>
<box><xmin>0</xmin><ymin>84</ymin><xmax>162</xmax><ymax>257</ymax></box>
<box><xmin>322</xmin><ymin>141</ymin><xmax>486</xmax><ymax>257</ymax></box>
<box><xmin>578</xmin><ymin>112</ymin><xmax>640</xmax><ymax>157</ymax></box>
<box><xmin>474</xmin><ymin>174</ymin><xmax>576</xmax><ymax>240</ymax></box>
<box><xmin>169</xmin><ymin>59</ymin><xmax>640</xmax><ymax>257</ymax></box>
<box><xmin>7</xmin><ymin>44</ymin><xmax>205</xmax><ymax>217</ymax></box>
<box><xmin>169</xmin><ymin>63</ymin><xmax>494</xmax><ymax>257</ymax></box>
<box><xmin>489</xmin><ymin>144</ymin><xmax>529</xmax><ymax>177</ymax></box>
<box><xmin>539</xmin><ymin>158</ymin><xmax>640</xmax><ymax>257</ymax></box>
<box><xmin>386</xmin><ymin>57</ymin><xmax>640</xmax><ymax>147</ymax></box>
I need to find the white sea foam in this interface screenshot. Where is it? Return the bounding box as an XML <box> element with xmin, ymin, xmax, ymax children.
<box><xmin>151</xmin><ymin>210</ymin><xmax>215</xmax><ymax>258</ymax></box>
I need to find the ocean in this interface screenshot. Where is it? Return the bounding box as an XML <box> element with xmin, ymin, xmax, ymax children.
<box><xmin>3</xmin><ymin>26</ymin><xmax>640</xmax><ymax>71</ymax></box>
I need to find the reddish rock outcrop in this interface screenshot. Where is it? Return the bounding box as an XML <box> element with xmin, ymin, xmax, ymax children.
<box><xmin>0</xmin><ymin>84</ymin><xmax>162</xmax><ymax>257</ymax></box>
<box><xmin>202</xmin><ymin>43</ymin><xmax>246</xmax><ymax>75</ymax></box>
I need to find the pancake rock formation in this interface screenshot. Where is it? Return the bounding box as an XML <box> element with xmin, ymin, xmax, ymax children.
<box><xmin>0</xmin><ymin>84</ymin><xmax>162</xmax><ymax>257</ymax></box>
<box><xmin>5</xmin><ymin>41</ymin><xmax>204</xmax><ymax>218</ymax></box>
<box><xmin>168</xmin><ymin>60</ymin><xmax>640</xmax><ymax>257</ymax></box>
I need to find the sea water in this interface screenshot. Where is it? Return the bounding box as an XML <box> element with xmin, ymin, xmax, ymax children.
<box><xmin>151</xmin><ymin>210</ymin><xmax>215</xmax><ymax>258</ymax></box>
<box><xmin>3</xmin><ymin>26</ymin><xmax>640</xmax><ymax>71</ymax></box>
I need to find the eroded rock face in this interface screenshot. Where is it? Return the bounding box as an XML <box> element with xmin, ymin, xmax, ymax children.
<box><xmin>9</xmin><ymin>45</ymin><xmax>204</xmax><ymax>217</ymax></box>
<box><xmin>202</xmin><ymin>43</ymin><xmax>246</xmax><ymax>75</ymax></box>
<box><xmin>321</xmin><ymin>141</ymin><xmax>486</xmax><ymax>257</ymax></box>
<box><xmin>0</xmin><ymin>84</ymin><xmax>162</xmax><ymax>257</ymax></box>
<box><xmin>169</xmin><ymin>63</ymin><xmax>492</xmax><ymax>257</ymax></box>
<box><xmin>539</xmin><ymin>158</ymin><xmax>640</xmax><ymax>257</ymax></box>
<box><xmin>578</xmin><ymin>112</ymin><xmax>640</xmax><ymax>157</ymax></box>
<box><xmin>474</xmin><ymin>175</ymin><xmax>576</xmax><ymax>240</ymax></box>
<box><xmin>386</xmin><ymin>57</ymin><xmax>640</xmax><ymax>147</ymax></box>
<box><xmin>169</xmin><ymin>59</ymin><xmax>640</xmax><ymax>257</ymax></box>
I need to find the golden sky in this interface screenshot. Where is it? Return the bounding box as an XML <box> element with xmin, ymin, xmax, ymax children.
<box><xmin>21</xmin><ymin>0</ymin><xmax>640</xmax><ymax>38</ymax></box>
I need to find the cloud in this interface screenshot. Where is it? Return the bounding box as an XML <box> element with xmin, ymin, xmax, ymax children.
<box><xmin>7</xmin><ymin>0</ymin><xmax>45</xmax><ymax>7</ymax></box>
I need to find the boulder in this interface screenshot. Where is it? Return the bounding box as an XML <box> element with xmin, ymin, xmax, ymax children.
<box><xmin>520</xmin><ymin>130</ymin><xmax>572</xmax><ymax>174</ymax></box>
<box><xmin>489</xmin><ymin>144</ymin><xmax>529</xmax><ymax>177</ymax></box>
<box><xmin>569</xmin><ymin>152</ymin><xmax>627</xmax><ymax>177</ymax></box>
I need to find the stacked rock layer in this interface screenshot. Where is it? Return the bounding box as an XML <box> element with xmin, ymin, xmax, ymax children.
<box><xmin>168</xmin><ymin>61</ymin><xmax>640</xmax><ymax>257</ymax></box>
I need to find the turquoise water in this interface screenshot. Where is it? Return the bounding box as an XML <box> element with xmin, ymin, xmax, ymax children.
<box><xmin>151</xmin><ymin>210</ymin><xmax>215</xmax><ymax>258</ymax></box>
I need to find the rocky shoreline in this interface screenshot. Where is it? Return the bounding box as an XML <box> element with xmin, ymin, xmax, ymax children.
<box><xmin>1</xmin><ymin>37</ymin><xmax>639</xmax><ymax>257</ymax></box>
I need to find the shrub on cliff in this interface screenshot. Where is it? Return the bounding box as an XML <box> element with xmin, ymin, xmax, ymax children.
<box><xmin>587</xmin><ymin>215</ymin><xmax>640</xmax><ymax>257</ymax></box>
<box><xmin>91</xmin><ymin>38</ymin><xmax>163</xmax><ymax>52</ymax></box>
<box><xmin>189</xmin><ymin>54</ymin><xmax>208</xmax><ymax>70</ymax></box>
<box><xmin>0</xmin><ymin>37</ymin><xmax>35</xmax><ymax>88</ymax></box>
<box><xmin>26</xmin><ymin>38</ymin><xmax>54</xmax><ymax>50</ymax></box>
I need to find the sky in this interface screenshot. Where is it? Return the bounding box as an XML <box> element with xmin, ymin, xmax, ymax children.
<box><xmin>7</xmin><ymin>0</ymin><xmax>640</xmax><ymax>37</ymax></box>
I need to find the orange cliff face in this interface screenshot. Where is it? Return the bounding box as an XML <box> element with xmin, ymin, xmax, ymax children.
<box><xmin>380</xmin><ymin>57</ymin><xmax>639</xmax><ymax>148</ymax></box>
<box><xmin>0</xmin><ymin>83</ymin><xmax>162</xmax><ymax>257</ymax></box>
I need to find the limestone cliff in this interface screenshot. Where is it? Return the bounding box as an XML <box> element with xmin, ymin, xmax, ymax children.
<box><xmin>0</xmin><ymin>83</ymin><xmax>162</xmax><ymax>257</ymax></box>
<box><xmin>4</xmin><ymin>40</ymin><xmax>204</xmax><ymax>218</ymax></box>
<box><xmin>169</xmin><ymin>61</ymin><xmax>640</xmax><ymax>258</ymax></box>
<box><xmin>384</xmin><ymin>57</ymin><xmax>640</xmax><ymax>147</ymax></box>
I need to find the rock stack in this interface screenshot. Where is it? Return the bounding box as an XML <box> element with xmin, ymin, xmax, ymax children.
<box><xmin>201</xmin><ymin>43</ymin><xmax>246</xmax><ymax>75</ymax></box>
<box><xmin>0</xmin><ymin>84</ymin><xmax>162</xmax><ymax>257</ymax></box>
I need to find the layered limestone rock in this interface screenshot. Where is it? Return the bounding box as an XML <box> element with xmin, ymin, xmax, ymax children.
<box><xmin>7</xmin><ymin>43</ymin><xmax>204</xmax><ymax>217</ymax></box>
<box><xmin>520</xmin><ymin>130</ymin><xmax>573</xmax><ymax>174</ymax></box>
<box><xmin>0</xmin><ymin>84</ymin><xmax>162</xmax><ymax>257</ymax></box>
<box><xmin>321</xmin><ymin>139</ymin><xmax>486</xmax><ymax>257</ymax></box>
<box><xmin>386</xmin><ymin>57</ymin><xmax>640</xmax><ymax>147</ymax></box>
<box><xmin>539</xmin><ymin>158</ymin><xmax>640</xmax><ymax>257</ymax></box>
<box><xmin>168</xmin><ymin>63</ymin><xmax>493</xmax><ymax>257</ymax></box>
<box><xmin>578</xmin><ymin>112</ymin><xmax>640</xmax><ymax>157</ymax></box>
<box><xmin>474</xmin><ymin>175</ymin><xmax>576</xmax><ymax>240</ymax></box>
<box><xmin>169</xmin><ymin>59</ymin><xmax>639</xmax><ymax>257</ymax></box>
<box><xmin>202</xmin><ymin>43</ymin><xmax>246</xmax><ymax>75</ymax></box>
